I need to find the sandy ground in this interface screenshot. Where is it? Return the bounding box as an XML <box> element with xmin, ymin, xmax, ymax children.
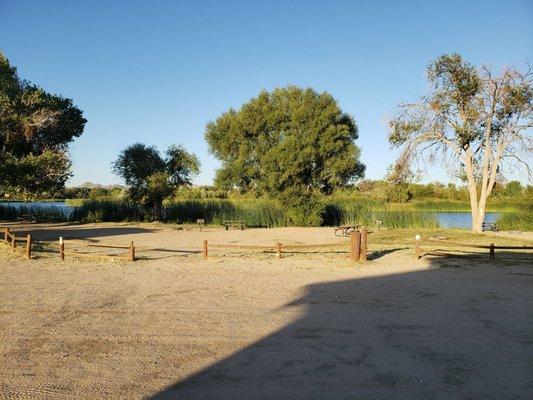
<box><xmin>0</xmin><ymin>224</ymin><xmax>532</xmax><ymax>399</ymax></box>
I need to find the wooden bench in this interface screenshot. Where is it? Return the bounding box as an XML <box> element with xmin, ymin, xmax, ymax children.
<box><xmin>223</xmin><ymin>220</ymin><xmax>245</xmax><ymax>230</ymax></box>
<box><xmin>334</xmin><ymin>225</ymin><xmax>359</xmax><ymax>237</ymax></box>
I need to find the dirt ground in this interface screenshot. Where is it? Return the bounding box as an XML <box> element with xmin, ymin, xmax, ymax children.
<box><xmin>0</xmin><ymin>223</ymin><xmax>532</xmax><ymax>399</ymax></box>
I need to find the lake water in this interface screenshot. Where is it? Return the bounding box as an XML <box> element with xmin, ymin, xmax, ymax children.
<box><xmin>0</xmin><ymin>201</ymin><xmax>75</xmax><ymax>218</ymax></box>
<box><xmin>434</xmin><ymin>212</ymin><xmax>500</xmax><ymax>229</ymax></box>
<box><xmin>0</xmin><ymin>202</ymin><xmax>502</xmax><ymax>228</ymax></box>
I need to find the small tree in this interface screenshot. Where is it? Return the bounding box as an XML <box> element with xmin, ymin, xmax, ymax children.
<box><xmin>112</xmin><ymin>143</ymin><xmax>200</xmax><ymax>219</ymax></box>
<box><xmin>389</xmin><ymin>54</ymin><xmax>532</xmax><ymax>232</ymax></box>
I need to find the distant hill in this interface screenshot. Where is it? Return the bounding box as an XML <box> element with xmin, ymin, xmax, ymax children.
<box><xmin>71</xmin><ymin>182</ymin><xmax>125</xmax><ymax>190</ymax></box>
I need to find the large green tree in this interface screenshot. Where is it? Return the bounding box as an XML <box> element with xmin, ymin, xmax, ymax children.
<box><xmin>206</xmin><ymin>86</ymin><xmax>365</xmax><ymax>204</ymax></box>
<box><xmin>112</xmin><ymin>143</ymin><xmax>200</xmax><ymax>219</ymax></box>
<box><xmin>0</xmin><ymin>52</ymin><xmax>86</xmax><ymax>198</ymax></box>
<box><xmin>389</xmin><ymin>54</ymin><xmax>532</xmax><ymax>233</ymax></box>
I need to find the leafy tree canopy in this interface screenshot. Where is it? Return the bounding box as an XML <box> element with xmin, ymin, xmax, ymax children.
<box><xmin>205</xmin><ymin>86</ymin><xmax>365</xmax><ymax>200</ymax></box>
<box><xmin>0</xmin><ymin>52</ymin><xmax>86</xmax><ymax>197</ymax></box>
<box><xmin>112</xmin><ymin>143</ymin><xmax>200</xmax><ymax>219</ymax></box>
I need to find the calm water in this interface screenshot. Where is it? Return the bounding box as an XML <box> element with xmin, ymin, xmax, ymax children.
<box><xmin>0</xmin><ymin>202</ymin><xmax>502</xmax><ymax>228</ymax></box>
<box><xmin>433</xmin><ymin>212</ymin><xmax>501</xmax><ymax>229</ymax></box>
<box><xmin>0</xmin><ymin>201</ymin><xmax>75</xmax><ymax>218</ymax></box>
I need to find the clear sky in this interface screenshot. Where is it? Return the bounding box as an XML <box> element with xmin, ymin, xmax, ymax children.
<box><xmin>1</xmin><ymin>0</ymin><xmax>532</xmax><ymax>186</ymax></box>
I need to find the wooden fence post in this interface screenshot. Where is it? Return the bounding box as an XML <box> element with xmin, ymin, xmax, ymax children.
<box><xmin>59</xmin><ymin>237</ymin><xmax>65</xmax><ymax>261</ymax></box>
<box><xmin>12</xmin><ymin>233</ymin><xmax>16</xmax><ymax>250</ymax></box>
<box><xmin>360</xmin><ymin>228</ymin><xmax>368</xmax><ymax>262</ymax></box>
<box><xmin>26</xmin><ymin>234</ymin><xmax>32</xmax><ymax>259</ymax></box>
<box><xmin>4</xmin><ymin>227</ymin><xmax>8</xmax><ymax>242</ymax></box>
<box><xmin>489</xmin><ymin>243</ymin><xmax>495</xmax><ymax>259</ymax></box>
<box><xmin>350</xmin><ymin>231</ymin><xmax>361</xmax><ymax>261</ymax></box>
<box><xmin>277</xmin><ymin>242</ymin><xmax>282</xmax><ymax>258</ymax></box>
<box><xmin>130</xmin><ymin>241</ymin><xmax>135</xmax><ymax>261</ymax></box>
<box><xmin>203</xmin><ymin>240</ymin><xmax>208</xmax><ymax>260</ymax></box>
<box><xmin>414</xmin><ymin>235</ymin><xmax>421</xmax><ymax>260</ymax></box>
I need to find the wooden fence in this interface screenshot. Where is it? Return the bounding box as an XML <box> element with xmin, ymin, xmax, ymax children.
<box><xmin>414</xmin><ymin>235</ymin><xmax>533</xmax><ymax>260</ymax></box>
<box><xmin>2</xmin><ymin>227</ymin><xmax>135</xmax><ymax>261</ymax></box>
<box><xmin>1</xmin><ymin>226</ymin><xmax>371</xmax><ymax>263</ymax></box>
<box><xmin>58</xmin><ymin>237</ymin><xmax>136</xmax><ymax>262</ymax></box>
<box><xmin>3</xmin><ymin>227</ymin><xmax>32</xmax><ymax>259</ymax></box>
<box><xmin>202</xmin><ymin>229</ymin><xmax>369</xmax><ymax>262</ymax></box>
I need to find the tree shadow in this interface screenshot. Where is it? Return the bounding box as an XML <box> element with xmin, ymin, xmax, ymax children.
<box><xmin>149</xmin><ymin>251</ymin><xmax>533</xmax><ymax>400</ymax></box>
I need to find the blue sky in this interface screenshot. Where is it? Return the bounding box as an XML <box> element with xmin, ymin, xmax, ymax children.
<box><xmin>1</xmin><ymin>0</ymin><xmax>532</xmax><ymax>186</ymax></box>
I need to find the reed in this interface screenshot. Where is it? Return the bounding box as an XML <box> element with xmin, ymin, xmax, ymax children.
<box><xmin>71</xmin><ymin>199</ymin><xmax>143</xmax><ymax>222</ymax></box>
<box><xmin>163</xmin><ymin>198</ymin><xmax>286</xmax><ymax>227</ymax></box>
<box><xmin>321</xmin><ymin>199</ymin><xmax>439</xmax><ymax>228</ymax></box>
<box><xmin>496</xmin><ymin>204</ymin><xmax>533</xmax><ymax>231</ymax></box>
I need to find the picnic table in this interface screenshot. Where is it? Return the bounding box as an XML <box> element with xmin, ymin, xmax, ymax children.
<box><xmin>334</xmin><ymin>225</ymin><xmax>360</xmax><ymax>237</ymax></box>
<box><xmin>223</xmin><ymin>220</ymin><xmax>245</xmax><ymax>230</ymax></box>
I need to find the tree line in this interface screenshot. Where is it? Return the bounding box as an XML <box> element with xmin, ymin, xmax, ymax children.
<box><xmin>1</xmin><ymin>51</ymin><xmax>531</xmax><ymax>231</ymax></box>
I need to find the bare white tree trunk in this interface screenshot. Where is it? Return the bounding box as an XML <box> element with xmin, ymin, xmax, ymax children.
<box><xmin>464</xmin><ymin>148</ymin><xmax>484</xmax><ymax>233</ymax></box>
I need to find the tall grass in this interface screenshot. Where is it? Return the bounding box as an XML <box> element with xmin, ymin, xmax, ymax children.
<box><xmin>3</xmin><ymin>197</ymin><xmax>529</xmax><ymax>230</ymax></box>
<box><xmin>496</xmin><ymin>203</ymin><xmax>533</xmax><ymax>231</ymax></box>
<box><xmin>163</xmin><ymin>199</ymin><xmax>286</xmax><ymax>227</ymax></box>
<box><xmin>321</xmin><ymin>199</ymin><xmax>439</xmax><ymax>228</ymax></box>
<box><xmin>71</xmin><ymin>199</ymin><xmax>143</xmax><ymax>222</ymax></box>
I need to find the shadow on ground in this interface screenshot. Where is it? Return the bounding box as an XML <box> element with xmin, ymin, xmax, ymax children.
<box><xmin>150</xmin><ymin>252</ymin><xmax>533</xmax><ymax>400</ymax></box>
<box><xmin>3</xmin><ymin>225</ymin><xmax>153</xmax><ymax>241</ymax></box>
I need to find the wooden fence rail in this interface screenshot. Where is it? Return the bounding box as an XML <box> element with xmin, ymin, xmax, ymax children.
<box><xmin>57</xmin><ymin>237</ymin><xmax>135</xmax><ymax>262</ymax></box>
<box><xmin>2</xmin><ymin>225</ymin><xmax>371</xmax><ymax>264</ymax></box>
<box><xmin>414</xmin><ymin>235</ymin><xmax>533</xmax><ymax>260</ymax></box>
<box><xmin>202</xmin><ymin>228</ymin><xmax>369</xmax><ymax>263</ymax></box>
<box><xmin>3</xmin><ymin>227</ymin><xmax>32</xmax><ymax>259</ymax></box>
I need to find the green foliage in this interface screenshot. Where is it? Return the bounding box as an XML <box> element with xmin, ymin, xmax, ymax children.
<box><xmin>165</xmin><ymin>145</ymin><xmax>200</xmax><ymax>185</ymax></box>
<box><xmin>496</xmin><ymin>207</ymin><xmax>533</xmax><ymax>231</ymax></box>
<box><xmin>71</xmin><ymin>199</ymin><xmax>143</xmax><ymax>222</ymax></box>
<box><xmin>384</xmin><ymin>183</ymin><xmax>412</xmax><ymax>203</ymax></box>
<box><xmin>164</xmin><ymin>198</ymin><xmax>286</xmax><ymax>227</ymax></box>
<box><xmin>112</xmin><ymin>143</ymin><xmax>200</xmax><ymax>218</ymax></box>
<box><xmin>205</xmin><ymin>86</ymin><xmax>365</xmax><ymax>204</ymax></box>
<box><xmin>0</xmin><ymin>151</ymin><xmax>72</xmax><ymax>199</ymax></box>
<box><xmin>321</xmin><ymin>198</ymin><xmax>439</xmax><ymax>228</ymax></box>
<box><xmin>173</xmin><ymin>185</ymin><xmax>228</xmax><ymax>200</ymax></box>
<box><xmin>503</xmin><ymin>180</ymin><xmax>523</xmax><ymax>197</ymax></box>
<box><xmin>0</xmin><ymin>52</ymin><xmax>86</xmax><ymax>198</ymax></box>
